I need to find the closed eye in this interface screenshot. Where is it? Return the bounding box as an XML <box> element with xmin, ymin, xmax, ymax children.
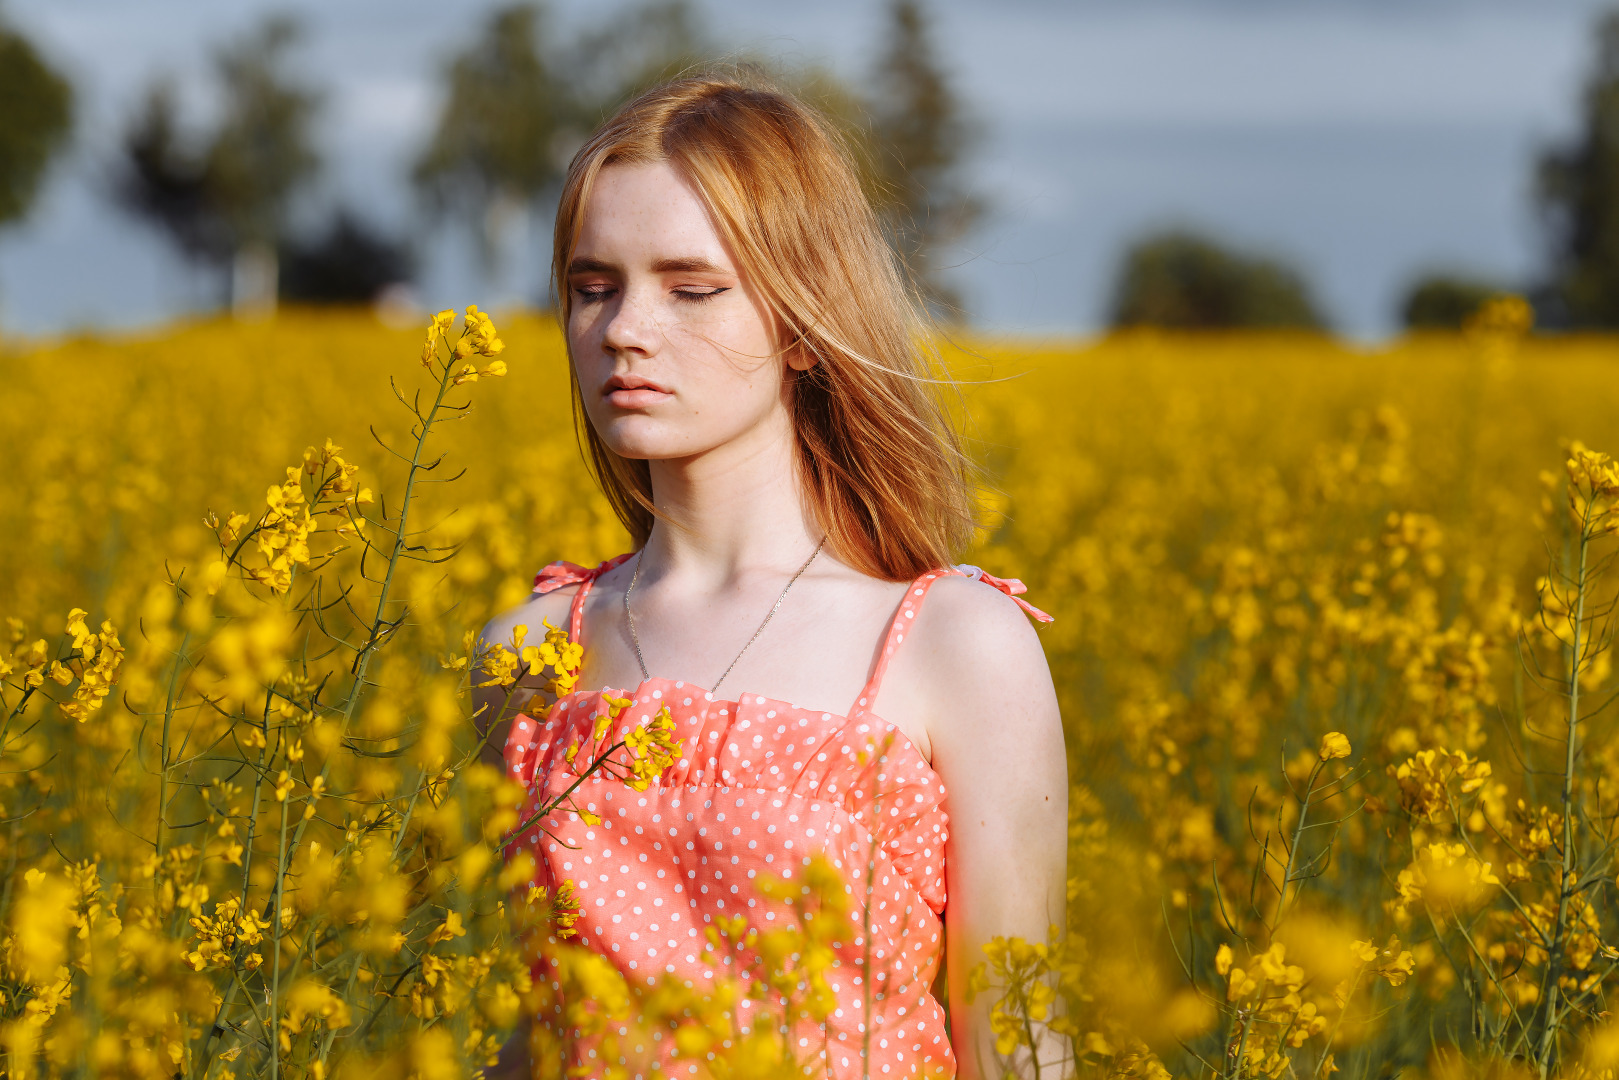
<box><xmin>673</xmin><ymin>287</ymin><xmax>729</xmax><ymax>303</ymax></box>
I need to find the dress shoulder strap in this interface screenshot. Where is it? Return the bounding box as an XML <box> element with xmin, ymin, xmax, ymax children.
<box><xmin>532</xmin><ymin>553</ymin><xmax>636</xmax><ymax>644</ymax></box>
<box><xmin>850</xmin><ymin>563</ymin><xmax>1053</xmax><ymax>716</ymax></box>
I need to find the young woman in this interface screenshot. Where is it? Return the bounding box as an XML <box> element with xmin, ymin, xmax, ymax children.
<box><xmin>477</xmin><ymin>73</ymin><xmax>1067</xmax><ymax>1079</ymax></box>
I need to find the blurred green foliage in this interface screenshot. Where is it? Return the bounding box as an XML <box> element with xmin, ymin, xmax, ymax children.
<box><xmin>1399</xmin><ymin>274</ymin><xmax>1504</xmax><ymax>330</ymax></box>
<box><xmin>412</xmin><ymin>4</ymin><xmax>573</xmax><ymax>261</ymax></box>
<box><xmin>279</xmin><ymin>211</ymin><xmax>414</xmax><ymax>305</ymax></box>
<box><xmin>117</xmin><ymin>16</ymin><xmax>321</xmax><ymax>298</ymax></box>
<box><xmin>1108</xmin><ymin>229</ymin><xmax>1326</xmax><ymax>330</ymax></box>
<box><xmin>1538</xmin><ymin>11</ymin><xmax>1619</xmax><ymax>328</ymax></box>
<box><xmin>412</xmin><ymin>0</ymin><xmax>981</xmax><ymax>314</ymax></box>
<box><xmin>0</xmin><ymin>13</ymin><xmax>73</xmax><ymax>228</ymax></box>
<box><xmin>867</xmin><ymin>0</ymin><xmax>983</xmax><ymax>319</ymax></box>
<box><xmin>412</xmin><ymin>1</ymin><xmax>711</xmax><ymax>272</ymax></box>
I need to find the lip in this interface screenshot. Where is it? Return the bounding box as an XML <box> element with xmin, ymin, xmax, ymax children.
<box><xmin>604</xmin><ymin>374</ymin><xmax>673</xmax><ymax>409</ymax></box>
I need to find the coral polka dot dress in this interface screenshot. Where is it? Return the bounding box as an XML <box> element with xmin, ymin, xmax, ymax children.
<box><xmin>503</xmin><ymin>556</ymin><xmax>1051</xmax><ymax>1079</ymax></box>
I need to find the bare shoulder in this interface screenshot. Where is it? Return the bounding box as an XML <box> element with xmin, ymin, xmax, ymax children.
<box><xmin>910</xmin><ymin>575</ymin><xmax>1052</xmax><ymax>680</ymax></box>
<box><xmin>905</xmin><ymin>575</ymin><xmax>1059</xmax><ymax>744</ymax></box>
<box><xmin>479</xmin><ymin>587</ymin><xmax>575</xmax><ymax>653</ymax></box>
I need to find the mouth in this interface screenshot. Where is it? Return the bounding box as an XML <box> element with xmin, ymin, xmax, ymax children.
<box><xmin>603</xmin><ymin>374</ymin><xmax>674</xmax><ymax>409</ymax></box>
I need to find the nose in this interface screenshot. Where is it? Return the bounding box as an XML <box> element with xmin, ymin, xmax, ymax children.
<box><xmin>600</xmin><ymin>286</ymin><xmax>660</xmax><ymax>357</ymax></box>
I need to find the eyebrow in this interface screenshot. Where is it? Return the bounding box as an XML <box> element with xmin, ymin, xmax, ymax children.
<box><xmin>651</xmin><ymin>256</ymin><xmax>729</xmax><ymax>274</ymax></box>
<box><xmin>567</xmin><ymin>255</ymin><xmax>730</xmax><ymax>276</ymax></box>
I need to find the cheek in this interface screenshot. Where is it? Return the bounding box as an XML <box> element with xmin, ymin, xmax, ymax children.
<box><xmin>675</xmin><ymin>333</ymin><xmax>780</xmax><ymax>403</ymax></box>
<box><xmin>674</xmin><ymin>311</ymin><xmax>786</xmax><ymax>421</ymax></box>
<box><xmin>667</xmin><ymin>311</ymin><xmax>778</xmax><ymax>380</ymax></box>
<box><xmin>567</xmin><ymin>307</ymin><xmax>602</xmax><ymax>355</ymax></box>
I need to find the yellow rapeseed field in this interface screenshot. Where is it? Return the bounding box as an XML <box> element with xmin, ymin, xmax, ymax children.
<box><xmin>7</xmin><ymin>302</ymin><xmax>1619</xmax><ymax>1077</ymax></box>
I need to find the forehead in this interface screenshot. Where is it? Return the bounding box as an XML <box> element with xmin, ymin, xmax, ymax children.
<box><xmin>574</xmin><ymin>161</ymin><xmax>730</xmax><ymax>264</ymax></box>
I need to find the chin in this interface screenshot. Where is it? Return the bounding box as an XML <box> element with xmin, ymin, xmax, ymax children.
<box><xmin>597</xmin><ymin>419</ymin><xmax>710</xmax><ymax>462</ymax></box>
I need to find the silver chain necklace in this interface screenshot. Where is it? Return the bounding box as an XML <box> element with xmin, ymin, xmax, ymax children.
<box><xmin>623</xmin><ymin>537</ymin><xmax>826</xmax><ymax>693</ymax></box>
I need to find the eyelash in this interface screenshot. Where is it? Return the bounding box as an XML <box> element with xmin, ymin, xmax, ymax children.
<box><xmin>573</xmin><ymin>286</ymin><xmax>729</xmax><ymax>305</ymax></box>
<box><xmin>674</xmin><ymin>287</ymin><xmax>728</xmax><ymax>303</ymax></box>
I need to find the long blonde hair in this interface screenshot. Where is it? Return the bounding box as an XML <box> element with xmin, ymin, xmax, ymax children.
<box><xmin>553</xmin><ymin>71</ymin><xmax>975</xmax><ymax>582</ymax></box>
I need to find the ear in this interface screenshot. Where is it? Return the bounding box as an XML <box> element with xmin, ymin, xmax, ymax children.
<box><xmin>785</xmin><ymin>344</ymin><xmax>818</xmax><ymax>372</ymax></box>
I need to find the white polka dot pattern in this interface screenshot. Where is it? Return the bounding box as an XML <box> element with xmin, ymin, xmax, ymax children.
<box><xmin>506</xmin><ymin>558</ymin><xmax>1045</xmax><ymax>1077</ymax></box>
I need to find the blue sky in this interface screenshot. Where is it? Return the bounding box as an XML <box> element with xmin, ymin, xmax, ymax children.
<box><xmin>0</xmin><ymin>0</ymin><xmax>1611</xmax><ymax>338</ymax></box>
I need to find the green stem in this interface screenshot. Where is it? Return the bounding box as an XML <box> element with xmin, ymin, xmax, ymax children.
<box><xmin>193</xmin><ymin>700</ymin><xmax>272</xmax><ymax>1079</ymax></box>
<box><xmin>0</xmin><ymin>684</ymin><xmax>34</xmax><ymax>758</ymax></box>
<box><xmin>155</xmin><ymin>631</ymin><xmax>191</xmax><ymax>860</ymax></box>
<box><xmin>497</xmin><ymin>739</ymin><xmax>628</xmax><ymax>855</ymax></box>
<box><xmin>1020</xmin><ymin>985</ymin><xmax>1043</xmax><ymax>1080</ymax></box>
<box><xmin>197</xmin><ymin>346</ymin><xmax>463</xmax><ymax>1077</ymax></box>
<box><xmin>1535</xmin><ymin>527</ymin><xmax>1589</xmax><ymax>1075</ymax></box>
<box><xmin>1272</xmin><ymin>763</ymin><xmax>1320</xmax><ymax>932</ymax></box>
<box><xmin>1314</xmin><ymin>966</ymin><xmax>1363</xmax><ymax>1076</ymax></box>
<box><xmin>1231</xmin><ymin>1007</ymin><xmax>1252</xmax><ymax>1080</ymax></box>
<box><xmin>270</xmin><ymin>794</ymin><xmax>290</xmax><ymax>1080</ymax></box>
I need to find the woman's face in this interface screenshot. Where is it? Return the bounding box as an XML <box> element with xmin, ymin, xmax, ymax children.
<box><xmin>566</xmin><ymin>161</ymin><xmax>796</xmax><ymax>465</ymax></box>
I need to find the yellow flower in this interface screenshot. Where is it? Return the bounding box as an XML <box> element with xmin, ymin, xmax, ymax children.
<box><xmin>1393</xmin><ymin>842</ymin><xmax>1501</xmax><ymax>920</ymax></box>
<box><xmin>1388</xmin><ymin>748</ymin><xmax>1492</xmax><ymax>820</ymax></box>
<box><xmin>1352</xmin><ymin>935</ymin><xmax>1415</xmax><ymax>987</ymax></box>
<box><xmin>421</xmin><ymin>308</ymin><xmax>456</xmax><ymax>365</ymax></box>
<box><xmin>475</xmin><ymin>642</ymin><xmax>520</xmax><ymax>689</ymax></box>
<box><xmin>517</xmin><ymin>619</ymin><xmax>583</xmax><ymax>697</ymax></box>
<box><xmin>464</xmin><ymin>303</ymin><xmax>504</xmax><ymax>356</ymax></box>
<box><xmin>623</xmin><ymin>704</ymin><xmax>682</xmax><ymax>791</ymax></box>
<box><xmin>273</xmin><ymin>770</ymin><xmax>294</xmax><ymax>802</ymax></box>
<box><xmin>1318</xmin><ymin>731</ymin><xmax>1351</xmax><ymax>761</ymax></box>
<box><xmin>425</xmin><ymin>910</ymin><xmax>466</xmax><ymax>945</ymax></box>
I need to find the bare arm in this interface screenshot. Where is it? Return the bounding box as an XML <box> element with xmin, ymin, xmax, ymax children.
<box><xmin>913</xmin><ymin>579</ymin><xmax>1069</xmax><ymax>1079</ymax></box>
<box><xmin>473</xmin><ymin>587</ymin><xmax>576</xmax><ymax>771</ymax></box>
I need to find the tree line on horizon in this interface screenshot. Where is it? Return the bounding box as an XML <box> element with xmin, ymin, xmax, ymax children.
<box><xmin>8</xmin><ymin>3</ymin><xmax>1619</xmax><ymax>332</ymax></box>
<box><xmin>1104</xmin><ymin>8</ymin><xmax>1619</xmax><ymax>335</ymax></box>
<box><xmin>0</xmin><ymin>0</ymin><xmax>982</xmax><ymax>323</ymax></box>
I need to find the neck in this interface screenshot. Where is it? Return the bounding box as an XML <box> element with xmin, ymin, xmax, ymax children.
<box><xmin>642</xmin><ymin>410</ymin><xmax>819</xmax><ymax>584</ymax></box>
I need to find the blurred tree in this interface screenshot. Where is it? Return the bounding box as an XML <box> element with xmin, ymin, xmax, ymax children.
<box><xmin>565</xmin><ymin>0</ymin><xmax>709</xmax><ymax>122</ymax></box>
<box><xmin>414</xmin><ymin>0</ymin><xmax>710</xmax><ymax>300</ymax></box>
<box><xmin>413</xmin><ymin>3</ymin><xmax>566</xmax><ymax>277</ymax></box>
<box><xmin>279</xmin><ymin>209</ymin><xmax>413</xmax><ymax>305</ymax></box>
<box><xmin>867</xmin><ymin>0</ymin><xmax>982</xmax><ymax>320</ymax></box>
<box><xmin>120</xmin><ymin>83</ymin><xmax>229</xmax><ymax>267</ymax></box>
<box><xmin>1399</xmin><ymin>274</ymin><xmax>1504</xmax><ymax>330</ymax></box>
<box><xmin>413</xmin><ymin>0</ymin><xmax>970</xmax><ymax>314</ymax></box>
<box><xmin>117</xmin><ymin>15</ymin><xmax>321</xmax><ymax>314</ymax></box>
<box><xmin>1536</xmin><ymin>11</ymin><xmax>1619</xmax><ymax>328</ymax></box>
<box><xmin>0</xmin><ymin>15</ymin><xmax>74</xmax><ymax>230</ymax></box>
<box><xmin>1109</xmin><ymin>230</ymin><xmax>1326</xmax><ymax>330</ymax></box>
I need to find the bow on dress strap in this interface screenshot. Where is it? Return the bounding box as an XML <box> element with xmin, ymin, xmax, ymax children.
<box><xmin>532</xmin><ymin>554</ymin><xmax>636</xmax><ymax>595</ymax></box>
<box><xmin>953</xmin><ymin>563</ymin><xmax>1055</xmax><ymax>624</ymax></box>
